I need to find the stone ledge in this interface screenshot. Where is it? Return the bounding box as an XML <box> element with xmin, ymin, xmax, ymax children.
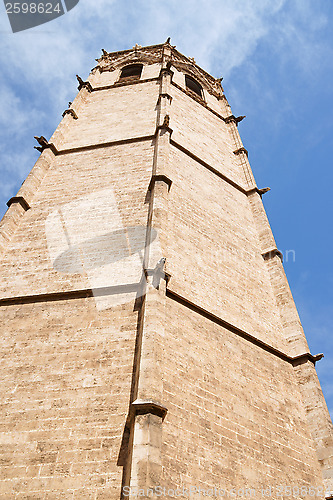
<box><xmin>262</xmin><ymin>248</ymin><xmax>283</xmax><ymax>262</ymax></box>
<box><xmin>62</xmin><ymin>109</ymin><xmax>78</xmax><ymax>120</ymax></box>
<box><xmin>131</xmin><ymin>399</ymin><xmax>168</xmax><ymax>420</ymax></box>
<box><xmin>170</xmin><ymin>139</ymin><xmax>247</xmax><ymax>195</ymax></box>
<box><xmin>225</xmin><ymin>114</ymin><xmax>245</xmax><ymax>126</ymax></box>
<box><xmin>0</xmin><ymin>283</ymin><xmax>140</xmax><ymax>306</ymax></box>
<box><xmin>148</xmin><ymin>174</ymin><xmax>173</xmax><ymax>192</ymax></box>
<box><xmin>157</xmin><ymin>93</ymin><xmax>173</xmax><ymax>104</ymax></box>
<box><xmin>233</xmin><ymin>146</ymin><xmax>249</xmax><ymax>157</ymax></box>
<box><xmin>89</xmin><ymin>77</ymin><xmax>159</xmax><ymax>92</ymax></box>
<box><xmin>34</xmin><ymin>136</ymin><xmax>58</xmax><ymax>155</ymax></box>
<box><xmin>166</xmin><ymin>288</ymin><xmax>324</xmax><ymax>367</ymax></box>
<box><xmin>57</xmin><ymin>134</ymin><xmax>155</xmax><ymax>156</ymax></box>
<box><xmin>6</xmin><ymin>196</ymin><xmax>30</xmax><ymax>211</ymax></box>
<box><xmin>291</xmin><ymin>353</ymin><xmax>324</xmax><ymax>367</ymax></box>
<box><xmin>246</xmin><ymin>187</ymin><xmax>271</xmax><ymax>197</ymax></box>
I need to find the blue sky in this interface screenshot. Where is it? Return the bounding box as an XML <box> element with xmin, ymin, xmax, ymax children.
<box><xmin>0</xmin><ymin>0</ymin><xmax>332</xmax><ymax>418</ymax></box>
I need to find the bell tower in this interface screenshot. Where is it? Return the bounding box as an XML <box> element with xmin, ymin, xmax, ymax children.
<box><xmin>0</xmin><ymin>40</ymin><xmax>332</xmax><ymax>499</ymax></box>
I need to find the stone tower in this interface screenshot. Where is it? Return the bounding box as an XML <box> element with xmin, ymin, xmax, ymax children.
<box><xmin>0</xmin><ymin>41</ymin><xmax>332</xmax><ymax>499</ymax></box>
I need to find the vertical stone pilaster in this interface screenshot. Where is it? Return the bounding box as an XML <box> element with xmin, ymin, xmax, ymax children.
<box><xmin>218</xmin><ymin>93</ymin><xmax>231</xmax><ymax>116</ymax></box>
<box><xmin>130</xmin><ymin>412</ymin><xmax>165</xmax><ymax>497</ymax></box>
<box><xmin>129</xmin><ymin>278</ymin><xmax>168</xmax><ymax>498</ymax></box>
<box><xmin>126</xmin><ymin>46</ymin><xmax>173</xmax><ymax>498</ymax></box>
<box><xmin>234</xmin><ymin>146</ymin><xmax>256</xmax><ymax>188</ymax></box>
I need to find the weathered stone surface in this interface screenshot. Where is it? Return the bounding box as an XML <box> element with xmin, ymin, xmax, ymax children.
<box><xmin>0</xmin><ymin>41</ymin><xmax>332</xmax><ymax>499</ymax></box>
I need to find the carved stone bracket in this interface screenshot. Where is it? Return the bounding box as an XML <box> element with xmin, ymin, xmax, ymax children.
<box><xmin>131</xmin><ymin>399</ymin><xmax>168</xmax><ymax>421</ymax></box>
<box><xmin>246</xmin><ymin>187</ymin><xmax>271</xmax><ymax>197</ymax></box>
<box><xmin>6</xmin><ymin>196</ymin><xmax>30</xmax><ymax>211</ymax></box>
<box><xmin>148</xmin><ymin>174</ymin><xmax>173</xmax><ymax>192</ymax></box>
<box><xmin>257</xmin><ymin>187</ymin><xmax>271</xmax><ymax>196</ymax></box>
<box><xmin>291</xmin><ymin>352</ymin><xmax>324</xmax><ymax>367</ymax></box>
<box><xmin>76</xmin><ymin>75</ymin><xmax>93</xmax><ymax>92</ymax></box>
<box><xmin>262</xmin><ymin>248</ymin><xmax>283</xmax><ymax>262</ymax></box>
<box><xmin>62</xmin><ymin>109</ymin><xmax>78</xmax><ymax>120</ymax></box>
<box><xmin>34</xmin><ymin>136</ymin><xmax>58</xmax><ymax>155</ymax></box>
<box><xmin>225</xmin><ymin>114</ymin><xmax>246</xmax><ymax>126</ymax></box>
<box><xmin>157</xmin><ymin>93</ymin><xmax>173</xmax><ymax>105</ymax></box>
<box><xmin>234</xmin><ymin>146</ymin><xmax>249</xmax><ymax>157</ymax></box>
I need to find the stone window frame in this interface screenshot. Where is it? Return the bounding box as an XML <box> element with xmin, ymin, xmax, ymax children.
<box><xmin>185</xmin><ymin>74</ymin><xmax>204</xmax><ymax>100</ymax></box>
<box><xmin>118</xmin><ymin>64</ymin><xmax>143</xmax><ymax>83</ymax></box>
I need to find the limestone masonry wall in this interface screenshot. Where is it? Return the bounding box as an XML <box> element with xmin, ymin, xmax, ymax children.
<box><xmin>0</xmin><ymin>43</ymin><xmax>332</xmax><ymax>499</ymax></box>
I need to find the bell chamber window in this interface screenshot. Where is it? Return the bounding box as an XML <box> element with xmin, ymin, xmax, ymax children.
<box><xmin>119</xmin><ymin>64</ymin><xmax>143</xmax><ymax>81</ymax></box>
<box><xmin>185</xmin><ymin>75</ymin><xmax>203</xmax><ymax>98</ymax></box>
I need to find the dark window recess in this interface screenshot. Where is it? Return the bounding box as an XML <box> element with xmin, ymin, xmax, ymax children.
<box><xmin>119</xmin><ymin>64</ymin><xmax>143</xmax><ymax>81</ymax></box>
<box><xmin>185</xmin><ymin>75</ymin><xmax>203</xmax><ymax>98</ymax></box>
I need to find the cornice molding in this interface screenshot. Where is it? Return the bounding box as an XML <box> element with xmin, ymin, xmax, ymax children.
<box><xmin>92</xmin><ymin>43</ymin><xmax>224</xmax><ymax>99</ymax></box>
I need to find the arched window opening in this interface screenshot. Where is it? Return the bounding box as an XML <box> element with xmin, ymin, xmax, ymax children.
<box><xmin>185</xmin><ymin>75</ymin><xmax>203</xmax><ymax>98</ymax></box>
<box><xmin>119</xmin><ymin>64</ymin><xmax>143</xmax><ymax>81</ymax></box>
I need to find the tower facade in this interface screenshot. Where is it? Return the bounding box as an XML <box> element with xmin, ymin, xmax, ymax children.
<box><xmin>0</xmin><ymin>42</ymin><xmax>332</xmax><ymax>499</ymax></box>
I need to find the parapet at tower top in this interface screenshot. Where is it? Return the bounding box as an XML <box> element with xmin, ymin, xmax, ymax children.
<box><xmin>91</xmin><ymin>38</ymin><xmax>225</xmax><ymax>100</ymax></box>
